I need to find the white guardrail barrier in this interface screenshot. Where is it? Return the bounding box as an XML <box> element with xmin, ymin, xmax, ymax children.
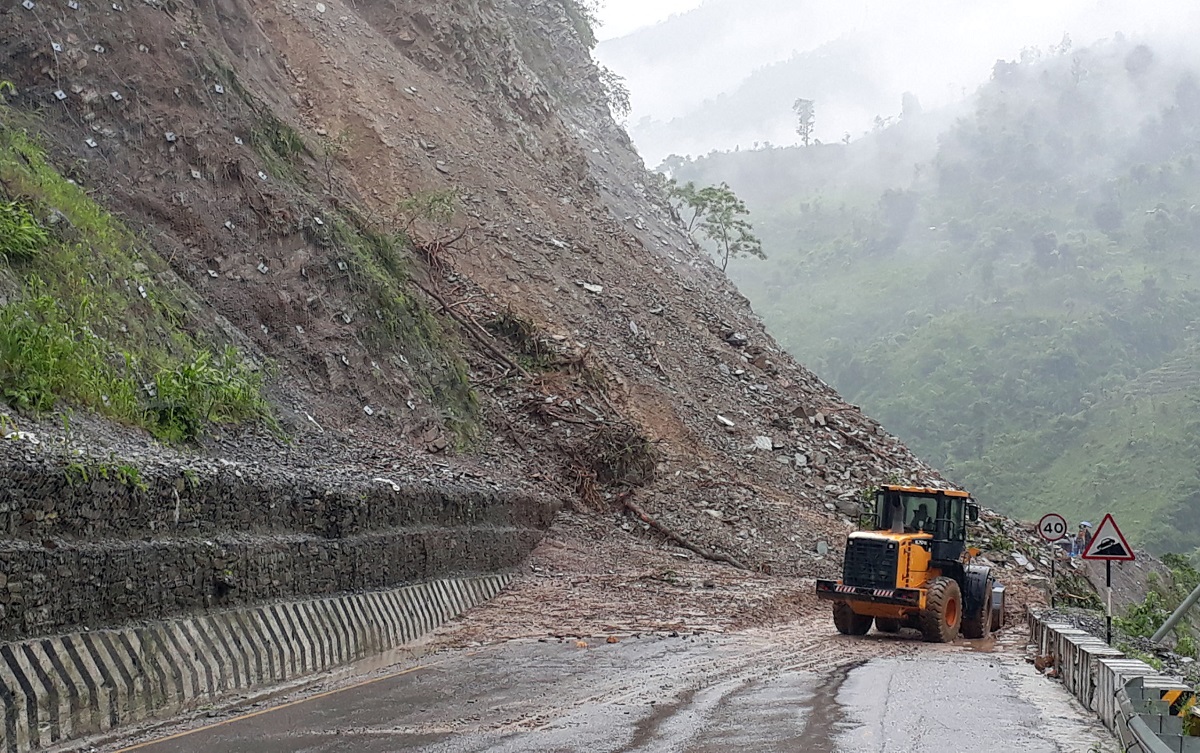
<box><xmin>1029</xmin><ymin>612</ymin><xmax>1200</xmax><ymax>753</ymax></box>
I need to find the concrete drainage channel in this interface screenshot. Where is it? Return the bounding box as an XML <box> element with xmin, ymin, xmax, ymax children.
<box><xmin>1030</xmin><ymin>613</ymin><xmax>1200</xmax><ymax>752</ymax></box>
<box><xmin>0</xmin><ymin>574</ymin><xmax>510</xmax><ymax>753</ymax></box>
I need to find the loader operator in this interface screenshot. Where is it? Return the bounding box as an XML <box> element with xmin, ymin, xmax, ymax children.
<box><xmin>908</xmin><ymin>503</ymin><xmax>933</xmax><ymax>533</ymax></box>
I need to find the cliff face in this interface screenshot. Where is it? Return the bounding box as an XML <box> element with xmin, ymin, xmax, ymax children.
<box><xmin>0</xmin><ymin>0</ymin><xmax>950</xmax><ymax>607</ymax></box>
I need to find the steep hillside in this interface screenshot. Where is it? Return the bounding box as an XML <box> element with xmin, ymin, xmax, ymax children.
<box><xmin>672</xmin><ymin>36</ymin><xmax>1200</xmax><ymax>557</ymax></box>
<box><xmin>0</xmin><ymin>0</ymin><xmax>952</xmax><ymax>623</ymax></box>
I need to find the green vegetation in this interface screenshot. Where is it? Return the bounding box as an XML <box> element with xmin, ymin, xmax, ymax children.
<box><xmin>250</xmin><ymin>114</ymin><xmax>310</xmax><ymax>183</ymax></box>
<box><xmin>1178</xmin><ymin>633</ymin><xmax>1197</xmax><ymax>660</ymax></box>
<box><xmin>1116</xmin><ymin>554</ymin><xmax>1200</xmax><ymax>648</ymax></box>
<box><xmin>0</xmin><ymin>116</ymin><xmax>270</xmax><ymax>442</ymax></box>
<box><xmin>486</xmin><ymin>309</ymin><xmax>556</xmax><ymax>371</ymax></box>
<box><xmin>1116</xmin><ymin>591</ymin><xmax>1170</xmax><ymax>638</ymax></box>
<box><xmin>562</xmin><ymin>0</ymin><xmax>602</xmax><ymax>50</ymax></box>
<box><xmin>0</xmin><ymin>199</ymin><xmax>49</xmax><ymax>261</ymax></box>
<box><xmin>181</xmin><ymin>467</ymin><xmax>200</xmax><ymax>491</ymax></box>
<box><xmin>210</xmin><ymin>63</ymin><xmax>479</xmax><ymax>446</ymax></box>
<box><xmin>599</xmin><ymin>66</ymin><xmax>632</xmax><ymax>119</ymax></box>
<box><xmin>670</xmin><ymin>38</ymin><xmax>1200</xmax><ymax>553</ymax></box>
<box><xmin>986</xmin><ymin>533</ymin><xmax>1014</xmax><ymax>553</ymax></box>
<box><xmin>792</xmin><ymin>98</ymin><xmax>815</xmax><ymax>146</ymax></box>
<box><xmin>1054</xmin><ymin>572</ymin><xmax>1104</xmax><ymax>611</ymax></box>
<box><xmin>307</xmin><ymin>211</ymin><xmax>479</xmax><ymax>445</ymax></box>
<box><xmin>669</xmin><ymin>181</ymin><xmax>765</xmax><ymax>271</ymax></box>
<box><xmin>149</xmin><ymin>348</ymin><xmax>266</xmax><ymax>443</ymax></box>
<box><xmin>394</xmin><ymin>189</ymin><xmax>456</xmax><ymax>233</ymax></box>
<box><xmin>64</xmin><ymin>458</ymin><xmax>148</xmax><ymax>491</ymax></box>
<box><xmin>235</xmin><ymin>73</ymin><xmax>481</xmax><ymax>447</ymax></box>
<box><xmin>0</xmin><ymin>288</ymin><xmax>140</xmax><ymax>416</ymax></box>
<box><xmin>1185</xmin><ymin>709</ymin><xmax>1200</xmax><ymax>737</ymax></box>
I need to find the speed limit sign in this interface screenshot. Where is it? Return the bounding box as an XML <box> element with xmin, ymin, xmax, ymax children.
<box><xmin>1037</xmin><ymin>513</ymin><xmax>1068</xmax><ymax>542</ymax></box>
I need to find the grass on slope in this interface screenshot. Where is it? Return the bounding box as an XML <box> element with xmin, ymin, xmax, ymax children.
<box><xmin>0</xmin><ymin>115</ymin><xmax>271</xmax><ymax>442</ymax></box>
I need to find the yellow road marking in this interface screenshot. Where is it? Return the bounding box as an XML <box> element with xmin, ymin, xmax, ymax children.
<box><xmin>114</xmin><ymin>660</ymin><xmax>443</xmax><ymax>752</ymax></box>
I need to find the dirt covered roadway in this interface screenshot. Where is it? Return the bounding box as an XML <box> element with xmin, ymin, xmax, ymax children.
<box><xmin>100</xmin><ymin>521</ymin><xmax>1113</xmax><ymax>753</ymax></box>
<box><xmin>107</xmin><ymin>620</ymin><xmax>1112</xmax><ymax>753</ymax></box>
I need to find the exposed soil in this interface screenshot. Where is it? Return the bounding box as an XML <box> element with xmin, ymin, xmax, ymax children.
<box><xmin>0</xmin><ymin>0</ymin><xmax>1056</xmax><ymax>640</ymax></box>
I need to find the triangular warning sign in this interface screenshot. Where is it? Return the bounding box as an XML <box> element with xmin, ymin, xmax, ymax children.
<box><xmin>1082</xmin><ymin>513</ymin><xmax>1136</xmax><ymax>561</ymax></box>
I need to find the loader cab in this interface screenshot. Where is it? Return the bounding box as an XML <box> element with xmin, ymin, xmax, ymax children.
<box><xmin>874</xmin><ymin>485</ymin><xmax>978</xmax><ymax>563</ymax></box>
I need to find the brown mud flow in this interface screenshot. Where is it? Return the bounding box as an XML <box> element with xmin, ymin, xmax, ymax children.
<box><xmin>791</xmin><ymin>661</ymin><xmax>863</xmax><ymax>753</ymax></box>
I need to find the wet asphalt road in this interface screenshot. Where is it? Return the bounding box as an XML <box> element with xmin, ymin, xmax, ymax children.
<box><xmin>116</xmin><ymin>630</ymin><xmax>1112</xmax><ymax>753</ymax></box>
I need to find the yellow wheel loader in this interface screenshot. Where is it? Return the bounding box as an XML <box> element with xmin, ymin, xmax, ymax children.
<box><xmin>816</xmin><ymin>485</ymin><xmax>1005</xmax><ymax>642</ymax></box>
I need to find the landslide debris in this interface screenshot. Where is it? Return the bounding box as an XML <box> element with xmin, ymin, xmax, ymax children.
<box><xmin>0</xmin><ymin>0</ymin><xmax>1041</xmax><ymax>631</ymax></box>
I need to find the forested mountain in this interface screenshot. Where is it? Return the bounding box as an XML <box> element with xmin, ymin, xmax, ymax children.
<box><xmin>672</xmin><ymin>36</ymin><xmax>1200</xmax><ymax>556</ymax></box>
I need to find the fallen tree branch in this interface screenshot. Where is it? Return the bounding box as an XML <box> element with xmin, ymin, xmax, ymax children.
<box><xmin>412</xmin><ymin>279</ymin><xmax>531</xmax><ymax>379</ymax></box>
<box><xmin>831</xmin><ymin>425</ymin><xmax>897</xmax><ymax>465</ymax></box>
<box><xmin>622</xmin><ymin>495</ymin><xmax>747</xmax><ymax>570</ymax></box>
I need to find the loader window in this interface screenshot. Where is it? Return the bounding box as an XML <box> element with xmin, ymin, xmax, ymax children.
<box><xmin>908</xmin><ymin>503</ymin><xmax>933</xmax><ymax>533</ymax></box>
<box><xmin>876</xmin><ymin>490</ymin><xmax>907</xmax><ymax>530</ymax></box>
<box><xmin>938</xmin><ymin>497</ymin><xmax>967</xmax><ymax>541</ymax></box>
<box><xmin>875</xmin><ymin>491</ymin><xmax>968</xmax><ymax>539</ymax></box>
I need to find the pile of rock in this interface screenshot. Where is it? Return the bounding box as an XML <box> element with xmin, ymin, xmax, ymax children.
<box><xmin>970</xmin><ymin>509</ymin><xmax>1068</xmax><ymax>612</ymax></box>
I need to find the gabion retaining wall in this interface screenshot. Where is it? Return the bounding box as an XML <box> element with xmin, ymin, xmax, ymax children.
<box><xmin>0</xmin><ymin>447</ymin><xmax>557</xmax><ymax>640</ymax></box>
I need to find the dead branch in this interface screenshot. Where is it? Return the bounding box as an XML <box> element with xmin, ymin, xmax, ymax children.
<box><xmin>413</xmin><ymin>227</ymin><xmax>469</xmax><ymax>277</ymax></box>
<box><xmin>524</xmin><ymin>397</ymin><xmax>594</xmax><ymax>425</ymax></box>
<box><xmin>831</xmin><ymin>425</ymin><xmax>896</xmax><ymax>464</ymax></box>
<box><xmin>622</xmin><ymin>495</ymin><xmax>747</xmax><ymax>570</ymax></box>
<box><xmin>412</xmin><ymin>279</ymin><xmax>531</xmax><ymax>379</ymax></box>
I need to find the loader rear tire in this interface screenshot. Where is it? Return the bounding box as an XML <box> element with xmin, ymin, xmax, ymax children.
<box><xmin>875</xmin><ymin>618</ymin><xmax>902</xmax><ymax>634</ymax></box>
<box><xmin>833</xmin><ymin>603</ymin><xmax>873</xmax><ymax>636</ymax></box>
<box><xmin>919</xmin><ymin>577</ymin><xmax>962</xmax><ymax>643</ymax></box>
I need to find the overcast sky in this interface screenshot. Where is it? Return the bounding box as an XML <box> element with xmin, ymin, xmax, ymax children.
<box><xmin>596</xmin><ymin>0</ymin><xmax>703</xmax><ymax>40</ymax></box>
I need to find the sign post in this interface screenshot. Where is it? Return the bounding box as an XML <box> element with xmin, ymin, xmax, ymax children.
<box><xmin>1036</xmin><ymin>514</ymin><xmax>1068</xmax><ymax>608</ymax></box>
<box><xmin>1082</xmin><ymin>513</ymin><xmax>1136</xmax><ymax>644</ymax></box>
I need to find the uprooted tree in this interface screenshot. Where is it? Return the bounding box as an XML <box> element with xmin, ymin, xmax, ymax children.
<box><xmin>669</xmin><ymin>181</ymin><xmax>765</xmax><ymax>272</ymax></box>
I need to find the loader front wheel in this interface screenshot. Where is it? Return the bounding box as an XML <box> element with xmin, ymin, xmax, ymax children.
<box><xmin>833</xmin><ymin>603</ymin><xmax>873</xmax><ymax>636</ymax></box>
<box><xmin>961</xmin><ymin>578</ymin><xmax>993</xmax><ymax>640</ymax></box>
<box><xmin>919</xmin><ymin>577</ymin><xmax>962</xmax><ymax>643</ymax></box>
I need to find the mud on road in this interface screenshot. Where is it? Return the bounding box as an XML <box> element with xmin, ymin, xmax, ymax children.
<box><xmin>108</xmin><ymin>618</ymin><xmax>1113</xmax><ymax>753</ymax></box>
<box><xmin>97</xmin><ymin>521</ymin><xmax>1109</xmax><ymax>753</ymax></box>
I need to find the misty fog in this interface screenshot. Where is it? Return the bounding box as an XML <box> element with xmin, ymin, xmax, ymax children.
<box><xmin>596</xmin><ymin>0</ymin><xmax>1200</xmax><ymax>165</ymax></box>
<box><xmin>603</xmin><ymin>2</ymin><xmax>1200</xmax><ymax>556</ymax></box>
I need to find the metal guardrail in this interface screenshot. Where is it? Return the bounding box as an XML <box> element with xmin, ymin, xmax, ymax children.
<box><xmin>1115</xmin><ymin>676</ymin><xmax>1200</xmax><ymax>752</ymax></box>
<box><xmin>1029</xmin><ymin>612</ymin><xmax>1199</xmax><ymax>753</ymax></box>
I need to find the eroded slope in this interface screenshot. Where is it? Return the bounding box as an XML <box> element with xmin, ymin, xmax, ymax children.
<box><xmin>2</xmin><ymin>0</ymin><xmax>951</xmax><ymax>619</ymax></box>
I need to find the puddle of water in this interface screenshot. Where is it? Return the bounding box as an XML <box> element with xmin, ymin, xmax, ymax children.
<box><xmin>955</xmin><ymin>634</ymin><xmax>998</xmax><ymax>653</ymax></box>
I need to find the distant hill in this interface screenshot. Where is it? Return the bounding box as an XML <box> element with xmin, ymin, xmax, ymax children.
<box><xmin>673</xmin><ymin>36</ymin><xmax>1200</xmax><ymax>557</ymax></box>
